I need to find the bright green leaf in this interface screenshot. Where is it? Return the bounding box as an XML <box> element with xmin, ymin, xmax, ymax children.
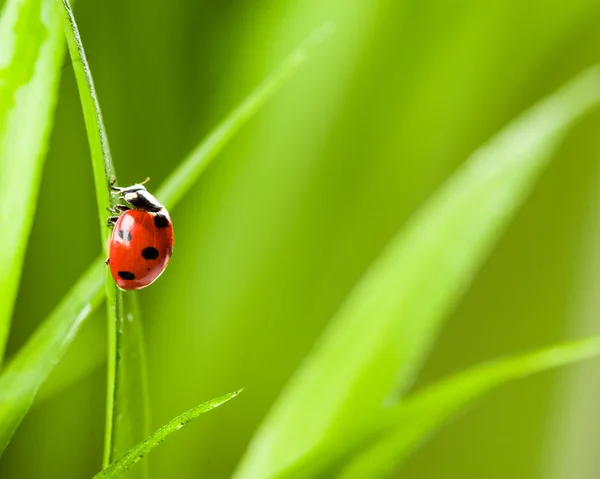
<box><xmin>0</xmin><ymin>22</ymin><xmax>333</xmax><ymax>457</ymax></box>
<box><xmin>0</xmin><ymin>0</ymin><xmax>64</xmax><ymax>362</ymax></box>
<box><xmin>233</xmin><ymin>66</ymin><xmax>600</xmax><ymax>479</ymax></box>
<box><xmin>0</xmin><ymin>261</ymin><xmax>104</xmax><ymax>455</ymax></box>
<box><xmin>338</xmin><ymin>336</ymin><xmax>600</xmax><ymax>478</ymax></box>
<box><xmin>111</xmin><ymin>292</ymin><xmax>151</xmax><ymax>478</ymax></box>
<box><xmin>157</xmin><ymin>22</ymin><xmax>335</xmax><ymax>210</ymax></box>
<box><xmin>93</xmin><ymin>389</ymin><xmax>242</xmax><ymax>479</ymax></box>
<box><xmin>59</xmin><ymin>0</ymin><xmax>148</xmax><ymax>471</ymax></box>
<box><xmin>59</xmin><ymin>0</ymin><xmax>116</xmax><ymax>238</ymax></box>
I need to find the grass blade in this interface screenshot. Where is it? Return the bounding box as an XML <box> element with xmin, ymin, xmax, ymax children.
<box><xmin>112</xmin><ymin>293</ymin><xmax>151</xmax><ymax>478</ymax></box>
<box><xmin>59</xmin><ymin>0</ymin><xmax>145</xmax><ymax>469</ymax></box>
<box><xmin>158</xmin><ymin>21</ymin><xmax>335</xmax><ymax>209</ymax></box>
<box><xmin>0</xmin><ymin>0</ymin><xmax>64</xmax><ymax>362</ymax></box>
<box><xmin>338</xmin><ymin>336</ymin><xmax>600</xmax><ymax>478</ymax></box>
<box><xmin>60</xmin><ymin>0</ymin><xmax>115</xmax><ymax>231</ymax></box>
<box><xmin>233</xmin><ymin>66</ymin><xmax>600</xmax><ymax>479</ymax></box>
<box><xmin>0</xmin><ymin>261</ymin><xmax>104</xmax><ymax>454</ymax></box>
<box><xmin>0</xmin><ymin>23</ymin><xmax>331</xmax><ymax>456</ymax></box>
<box><xmin>93</xmin><ymin>389</ymin><xmax>243</xmax><ymax>479</ymax></box>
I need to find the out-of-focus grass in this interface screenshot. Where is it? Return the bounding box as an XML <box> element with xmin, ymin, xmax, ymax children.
<box><xmin>0</xmin><ymin>261</ymin><xmax>103</xmax><ymax>455</ymax></box>
<box><xmin>233</xmin><ymin>65</ymin><xmax>600</xmax><ymax>479</ymax></box>
<box><xmin>2</xmin><ymin>0</ymin><xmax>600</xmax><ymax>478</ymax></box>
<box><xmin>339</xmin><ymin>335</ymin><xmax>600</xmax><ymax>478</ymax></box>
<box><xmin>0</xmin><ymin>0</ymin><xmax>64</xmax><ymax>362</ymax></box>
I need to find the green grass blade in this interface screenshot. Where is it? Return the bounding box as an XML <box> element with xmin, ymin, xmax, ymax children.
<box><xmin>93</xmin><ymin>389</ymin><xmax>243</xmax><ymax>479</ymax></box>
<box><xmin>60</xmin><ymin>0</ymin><xmax>115</xmax><ymax>230</ymax></box>
<box><xmin>157</xmin><ymin>21</ymin><xmax>335</xmax><ymax>209</ymax></box>
<box><xmin>0</xmin><ymin>261</ymin><xmax>104</xmax><ymax>454</ymax></box>
<box><xmin>233</xmin><ymin>66</ymin><xmax>600</xmax><ymax>479</ymax></box>
<box><xmin>338</xmin><ymin>336</ymin><xmax>600</xmax><ymax>478</ymax></box>
<box><xmin>112</xmin><ymin>292</ymin><xmax>151</xmax><ymax>478</ymax></box>
<box><xmin>0</xmin><ymin>0</ymin><xmax>64</xmax><ymax>362</ymax></box>
<box><xmin>0</xmin><ymin>23</ymin><xmax>331</xmax><ymax>458</ymax></box>
<box><xmin>59</xmin><ymin>0</ymin><xmax>143</xmax><ymax>469</ymax></box>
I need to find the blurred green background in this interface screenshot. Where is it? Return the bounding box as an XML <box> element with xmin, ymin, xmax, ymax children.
<box><xmin>2</xmin><ymin>0</ymin><xmax>600</xmax><ymax>477</ymax></box>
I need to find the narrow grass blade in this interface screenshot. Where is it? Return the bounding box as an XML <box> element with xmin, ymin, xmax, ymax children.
<box><xmin>59</xmin><ymin>0</ymin><xmax>142</xmax><ymax>469</ymax></box>
<box><xmin>233</xmin><ymin>66</ymin><xmax>600</xmax><ymax>479</ymax></box>
<box><xmin>112</xmin><ymin>292</ymin><xmax>151</xmax><ymax>478</ymax></box>
<box><xmin>157</xmin><ymin>21</ymin><xmax>335</xmax><ymax>209</ymax></box>
<box><xmin>338</xmin><ymin>336</ymin><xmax>600</xmax><ymax>478</ymax></box>
<box><xmin>0</xmin><ymin>23</ymin><xmax>331</xmax><ymax>458</ymax></box>
<box><xmin>60</xmin><ymin>0</ymin><xmax>115</xmax><ymax>231</ymax></box>
<box><xmin>0</xmin><ymin>261</ymin><xmax>104</xmax><ymax>454</ymax></box>
<box><xmin>0</xmin><ymin>0</ymin><xmax>64</xmax><ymax>362</ymax></box>
<box><xmin>93</xmin><ymin>389</ymin><xmax>243</xmax><ymax>479</ymax></box>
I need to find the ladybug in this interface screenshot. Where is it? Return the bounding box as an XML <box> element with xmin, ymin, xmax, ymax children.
<box><xmin>105</xmin><ymin>178</ymin><xmax>174</xmax><ymax>290</ymax></box>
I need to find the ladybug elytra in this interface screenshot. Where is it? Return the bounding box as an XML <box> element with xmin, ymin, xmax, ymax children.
<box><xmin>106</xmin><ymin>178</ymin><xmax>174</xmax><ymax>290</ymax></box>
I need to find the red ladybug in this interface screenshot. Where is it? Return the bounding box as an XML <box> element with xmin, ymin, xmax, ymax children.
<box><xmin>106</xmin><ymin>178</ymin><xmax>174</xmax><ymax>290</ymax></box>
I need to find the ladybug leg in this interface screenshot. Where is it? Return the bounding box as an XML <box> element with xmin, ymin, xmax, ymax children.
<box><xmin>109</xmin><ymin>176</ymin><xmax>122</xmax><ymax>194</ymax></box>
<box><xmin>107</xmin><ymin>216</ymin><xmax>119</xmax><ymax>227</ymax></box>
<box><xmin>107</xmin><ymin>204</ymin><xmax>130</xmax><ymax>214</ymax></box>
<box><xmin>105</xmin><ymin>257</ymin><xmax>110</xmax><ymax>265</ymax></box>
<box><xmin>110</xmin><ymin>177</ymin><xmax>126</xmax><ymax>195</ymax></box>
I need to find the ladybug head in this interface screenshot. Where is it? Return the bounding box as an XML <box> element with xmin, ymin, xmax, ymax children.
<box><xmin>119</xmin><ymin>185</ymin><xmax>147</xmax><ymax>205</ymax></box>
<box><xmin>111</xmin><ymin>178</ymin><xmax>163</xmax><ymax>212</ymax></box>
<box><xmin>120</xmin><ymin>183</ymin><xmax>148</xmax><ymax>195</ymax></box>
<box><xmin>123</xmin><ymin>186</ymin><xmax>163</xmax><ymax>212</ymax></box>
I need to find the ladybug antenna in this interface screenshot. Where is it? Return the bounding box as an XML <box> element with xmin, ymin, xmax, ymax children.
<box><xmin>140</xmin><ymin>177</ymin><xmax>151</xmax><ymax>185</ymax></box>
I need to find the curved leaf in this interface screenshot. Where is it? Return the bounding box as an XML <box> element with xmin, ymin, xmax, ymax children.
<box><xmin>338</xmin><ymin>336</ymin><xmax>600</xmax><ymax>478</ymax></box>
<box><xmin>0</xmin><ymin>0</ymin><xmax>64</xmax><ymax>361</ymax></box>
<box><xmin>233</xmin><ymin>66</ymin><xmax>600</xmax><ymax>479</ymax></box>
<box><xmin>0</xmin><ymin>261</ymin><xmax>104</xmax><ymax>454</ymax></box>
<box><xmin>93</xmin><ymin>389</ymin><xmax>242</xmax><ymax>479</ymax></box>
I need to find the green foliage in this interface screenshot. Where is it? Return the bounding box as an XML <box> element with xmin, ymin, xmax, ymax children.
<box><xmin>2</xmin><ymin>1</ymin><xmax>600</xmax><ymax>478</ymax></box>
<box><xmin>111</xmin><ymin>293</ymin><xmax>151</xmax><ymax>478</ymax></box>
<box><xmin>59</xmin><ymin>0</ymin><xmax>141</xmax><ymax>468</ymax></box>
<box><xmin>0</xmin><ymin>0</ymin><xmax>64</xmax><ymax>362</ymax></box>
<box><xmin>157</xmin><ymin>22</ymin><xmax>335</xmax><ymax>210</ymax></box>
<box><xmin>94</xmin><ymin>390</ymin><xmax>242</xmax><ymax>479</ymax></box>
<box><xmin>233</xmin><ymin>66</ymin><xmax>600</xmax><ymax>479</ymax></box>
<box><xmin>0</xmin><ymin>262</ymin><xmax>103</xmax><ymax>454</ymax></box>
<box><xmin>59</xmin><ymin>0</ymin><xmax>116</xmax><ymax>236</ymax></box>
<box><xmin>0</xmin><ymin>13</ymin><xmax>332</xmax><ymax>474</ymax></box>
<box><xmin>339</xmin><ymin>336</ymin><xmax>600</xmax><ymax>478</ymax></box>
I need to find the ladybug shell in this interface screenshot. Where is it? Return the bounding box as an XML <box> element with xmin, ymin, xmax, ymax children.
<box><xmin>109</xmin><ymin>209</ymin><xmax>174</xmax><ymax>290</ymax></box>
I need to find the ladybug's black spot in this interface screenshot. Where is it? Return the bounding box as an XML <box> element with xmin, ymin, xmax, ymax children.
<box><xmin>154</xmin><ymin>213</ymin><xmax>170</xmax><ymax>228</ymax></box>
<box><xmin>118</xmin><ymin>229</ymin><xmax>132</xmax><ymax>241</ymax></box>
<box><xmin>141</xmin><ymin>246</ymin><xmax>159</xmax><ymax>260</ymax></box>
<box><xmin>118</xmin><ymin>271</ymin><xmax>135</xmax><ymax>280</ymax></box>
